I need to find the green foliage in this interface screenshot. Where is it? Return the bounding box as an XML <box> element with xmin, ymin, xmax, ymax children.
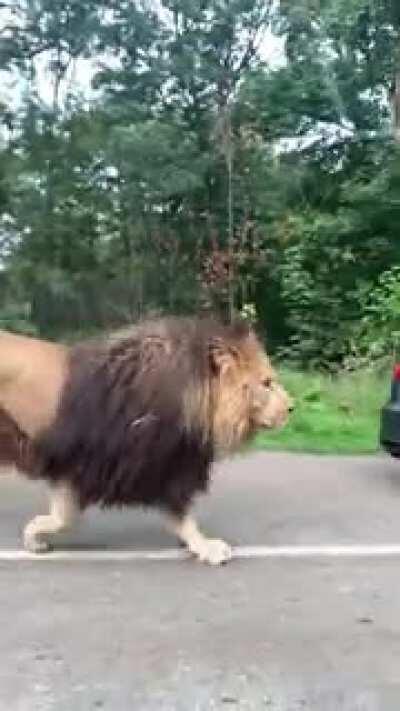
<box><xmin>275</xmin><ymin>212</ymin><xmax>363</xmax><ymax>368</ymax></box>
<box><xmin>0</xmin><ymin>301</ymin><xmax>37</xmax><ymax>336</ymax></box>
<box><xmin>253</xmin><ymin>368</ymin><xmax>387</xmax><ymax>454</ymax></box>
<box><xmin>0</xmin><ymin>0</ymin><xmax>400</xmax><ymax>368</ymax></box>
<box><xmin>358</xmin><ymin>266</ymin><xmax>400</xmax><ymax>360</ymax></box>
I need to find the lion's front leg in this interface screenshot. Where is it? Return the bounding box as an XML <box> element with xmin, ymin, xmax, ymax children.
<box><xmin>23</xmin><ymin>482</ymin><xmax>80</xmax><ymax>553</ymax></box>
<box><xmin>168</xmin><ymin>513</ymin><xmax>232</xmax><ymax>565</ymax></box>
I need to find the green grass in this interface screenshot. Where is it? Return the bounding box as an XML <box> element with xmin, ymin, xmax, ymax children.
<box><xmin>253</xmin><ymin>368</ymin><xmax>389</xmax><ymax>455</ymax></box>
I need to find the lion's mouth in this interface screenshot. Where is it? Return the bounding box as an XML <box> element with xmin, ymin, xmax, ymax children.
<box><xmin>258</xmin><ymin>414</ymin><xmax>289</xmax><ymax>431</ymax></box>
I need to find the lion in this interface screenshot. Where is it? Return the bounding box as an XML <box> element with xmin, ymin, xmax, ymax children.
<box><xmin>0</xmin><ymin>317</ymin><xmax>292</xmax><ymax>565</ymax></box>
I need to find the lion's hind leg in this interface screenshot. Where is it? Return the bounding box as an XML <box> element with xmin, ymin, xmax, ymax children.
<box><xmin>23</xmin><ymin>482</ymin><xmax>79</xmax><ymax>553</ymax></box>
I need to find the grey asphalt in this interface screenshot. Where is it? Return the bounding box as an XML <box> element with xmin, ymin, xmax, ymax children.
<box><xmin>1</xmin><ymin>452</ymin><xmax>400</xmax><ymax>710</ymax></box>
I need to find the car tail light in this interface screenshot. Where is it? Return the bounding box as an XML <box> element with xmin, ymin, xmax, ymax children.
<box><xmin>394</xmin><ymin>364</ymin><xmax>400</xmax><ymax>381</ymax></box>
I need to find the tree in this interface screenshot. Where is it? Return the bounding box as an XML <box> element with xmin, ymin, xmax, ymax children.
<box><xmin>1</xmin><ymin>0</ymin><xmax>400</xmax><ymax>367</ymax></box>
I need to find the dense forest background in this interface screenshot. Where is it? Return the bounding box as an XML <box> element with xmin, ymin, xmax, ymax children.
<box><xmin>1</xmin><ymin>0</ymin><xmax>400</xmax><ymax>370</ymax></box>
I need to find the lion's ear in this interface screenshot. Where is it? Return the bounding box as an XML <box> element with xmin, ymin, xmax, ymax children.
<box><xmin>209</xmin><ymin>338</ymin><xmax>238</xmax><ymax>376</ymax></box>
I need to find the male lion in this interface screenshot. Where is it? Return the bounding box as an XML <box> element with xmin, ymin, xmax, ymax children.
<box><xmin>0</xmin><ymin>317</ymin><xmax>292</xmax><ymax>565</ymax></box>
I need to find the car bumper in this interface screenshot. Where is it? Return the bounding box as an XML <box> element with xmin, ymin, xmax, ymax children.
<box><xmin>380</xmin><ymin>404</ymin><xmax>400</xmax><ymax>457</ymax></box>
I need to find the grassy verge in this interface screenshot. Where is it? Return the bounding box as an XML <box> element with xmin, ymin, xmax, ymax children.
<box><xmin>253</xmin><ymin>368</ymin><xmax>389</xmax><ymax>455</ymax></box>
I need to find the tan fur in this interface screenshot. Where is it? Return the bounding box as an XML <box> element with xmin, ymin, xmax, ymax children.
<box><xmin>23</xmin><ymin>482</ymin><xmax>79</xmax><ymax>553</ymax></box>
<box><xmin>182</xmin><ymin>378</ymin><xmax>211</xmax><ymax>444</ymax></box>
<box><xmin>210</xmin><ymin>331</ymin><xmax>292</xmax><ymax>455</ymax></box>
<box><xmin>0</xmin><ymin>331</ymin><xmax>68</xmax><ymax>438</ymax></box>
<box><xmin>169</xmin><ymin>513</ymin><xmax>232</xmax><ymax>565</ymax></box>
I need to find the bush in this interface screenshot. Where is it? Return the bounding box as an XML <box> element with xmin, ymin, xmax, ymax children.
<box><xmin>0</xmin><ymin>301</ymin><xmax>37</xmax><ymax>336</ymax></box>
<box><xmin>357</xmin><ymin>266</ymin><xmax>400</xmax><ymax>360</ymax></box>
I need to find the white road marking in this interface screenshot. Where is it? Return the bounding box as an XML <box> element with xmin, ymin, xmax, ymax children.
<box><xmin>1</xmin><ymin>544</ymin><xmax>400</xmax><ymax>561</ymax></box>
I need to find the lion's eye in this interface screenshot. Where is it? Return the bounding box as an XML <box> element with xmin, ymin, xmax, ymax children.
<box><xmin>263</xmin><ymin>378</ymin><xmax>272</xmax><ymax>389</ymax></box>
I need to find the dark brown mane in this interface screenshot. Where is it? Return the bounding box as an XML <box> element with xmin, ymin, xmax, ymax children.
<box><xmin>0</xmin><ymin>407</ymin><xmax>36</xmax><ymax>473</ymax></box>
<box><xmin>35</xmin><ymin>317</ymin><xmax>250</xmax><ymax>513</ymax></box>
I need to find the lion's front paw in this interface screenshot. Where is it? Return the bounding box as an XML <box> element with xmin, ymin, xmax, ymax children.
<box><xmin>23</xmin><ymin>521</ymin><xmax>51</xmax><ymax>555</ymax></box>
<box><xmin>191</xmin><ymin>538</ymin><xmax>233</xmax><ymax>565</ymax></box>
<box><xmin>24</xmin><ymin>537</ymin><xmax>51</xmax><ymax>554</ymax></box>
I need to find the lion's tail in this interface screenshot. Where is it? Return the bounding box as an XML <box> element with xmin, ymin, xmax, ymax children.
<box><xmin>0</xmin><ymin>408</ymin><xmax>36</xmax><ymax>475</ymax></box>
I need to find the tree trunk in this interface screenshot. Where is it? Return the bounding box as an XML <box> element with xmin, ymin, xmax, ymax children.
<box><xmin>223</xmin><ymin>108</ymin><xmax>235</xmax><ymax>324</ymax></box>
<box><xmin>390</xmin><ymin>0</ymin><xmax>400</xmax><ymax>141</ymax></box>
<box><xmin>392</xmin><ymin>69</ymin><xmax>400</xmax><ymax>143</ymax></box>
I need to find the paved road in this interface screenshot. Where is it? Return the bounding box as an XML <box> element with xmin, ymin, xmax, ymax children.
<box><xmin>1</xmin><ymin>452</ymin><xmax>400</xmax><ymax>710</ymax></box>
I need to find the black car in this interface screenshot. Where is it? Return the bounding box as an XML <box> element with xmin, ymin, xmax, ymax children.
<box><xmin>380</xmin><ymin>365</ymin><xmax>400</xmax><ymax>457</ymax></box>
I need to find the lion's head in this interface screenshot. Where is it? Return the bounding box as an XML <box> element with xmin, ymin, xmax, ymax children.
<box><xmin>202</xmin><ymin>321</ymin><xmax>292</xmax><ymax>453</ymax></box>
<box><xmin>169</xmin><ymin>318</ymin><xmax>292</xmax><ymax>455</ymax></box>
